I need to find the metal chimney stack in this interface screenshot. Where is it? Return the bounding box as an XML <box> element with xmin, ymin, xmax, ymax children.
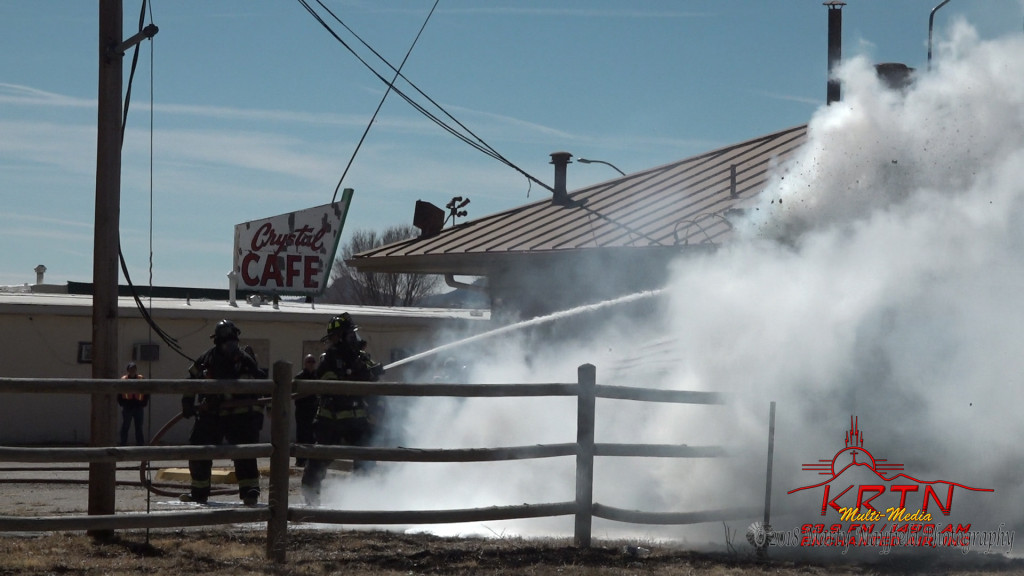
<box><xmin>34</xmin><ymin>264</ymin><xmax>46</xmax><ymax>285</ymax></box>
<box><xmin>825</xmin><ymin>1</ymin><xmax>845</xmax><ymax>105</ymax></box>
<box><xmin>550</xmin><ymin>151</ymin><xmax>573</xmax><ymax>206</ymax></box>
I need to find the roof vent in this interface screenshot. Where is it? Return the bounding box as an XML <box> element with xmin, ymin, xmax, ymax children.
<box><xmin>875</xmin><ymin>62</ymin><xmax>915</xmax><ymax>91</ymax></box>
<box><xmin>550</xmin><ymin>151</ymin><xmax>573</xmax><ymax>206</ymax></box>
<box><xmin>825</xmin><ymin>1</ymin><xmax>845</xmax><ymax>105</ymax></box>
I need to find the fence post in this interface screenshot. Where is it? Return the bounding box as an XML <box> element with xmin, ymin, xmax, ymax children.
<box><xmin>574</xmin><ymin>363</ymin><xmax>596</xmax><ymax>548</ymax></box>
<box><xmin>759</xmin><ymin>400</ymin><xmax>776</xmax><ymax>558</ymax></box>
<box><xmin>266</xmin><ymin>360</ymin><xmax>293</xmax><ymax>563</ymax></box>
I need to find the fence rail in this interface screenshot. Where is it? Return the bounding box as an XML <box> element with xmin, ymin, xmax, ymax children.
<box><xmin>0</xmin><ymin>445</ymin><xmax>272</xmax><ymax>462</ymax></box>
<box><xmin>0</xmin><ymin>508</ymin><xmax>271</xmax><ymax>532</ymax></box>
<box><xmin>288</xmin><ymin>502</ymin><xmax>579</xmax><ymax>526</ymax></box>
<box><xmin>0</xmin><ymin>361</ymin><xmax>752</xmax><ymax>563</ymax></box>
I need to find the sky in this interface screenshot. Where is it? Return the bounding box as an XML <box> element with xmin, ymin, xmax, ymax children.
<box><xmin>2</xmin><ymin>1</ymin><xmax>1021</xmax><ymax>289</ymax></box>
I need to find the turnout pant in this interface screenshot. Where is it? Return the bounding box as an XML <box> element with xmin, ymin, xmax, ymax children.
<box><xmin>300</xmin><ymin>416</ymin><xmax>372</xmax><ymax>499</ymax></box>
<box><xmin>187</xmin><ymin>411</ymin><xmax>263</xmax><ymax>501</ymax></box>
<box><xmin>293</xmin><ymin>396</ymin><xmax>319</xmax><ymax>466</ymax></box>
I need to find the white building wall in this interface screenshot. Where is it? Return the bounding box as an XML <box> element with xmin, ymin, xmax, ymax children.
<box><xmin>0</xmin><ymin>292</ymin><xmax>488</xmax><ymax>445</ymax></box>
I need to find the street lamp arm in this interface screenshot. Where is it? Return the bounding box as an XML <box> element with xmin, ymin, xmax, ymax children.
<box><xmin>577</xmin><ymin>158</ymin><xmax>626</xmax><ymax>176</ymax></box>
<box><xmin>928</xmin><ymin>0</ymin><xmax>951</xmax><ymax>70</ymax></box>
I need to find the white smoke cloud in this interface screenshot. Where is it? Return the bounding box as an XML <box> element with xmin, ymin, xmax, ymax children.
<box><xmin>659</xmin><ymin>18</ymin><xmax>1024</xmax><ymax>550</ymax></box>
<box><xmin>316</xmin><ymin>20</ymin><xmax>1024</xmax><ymax>555</ymax></box>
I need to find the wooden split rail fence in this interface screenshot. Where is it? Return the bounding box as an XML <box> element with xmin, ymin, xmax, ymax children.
<box><xmin>0</xmin><ymin>362</ymin><xmax>758</xmax><ymax>562</ymax></box>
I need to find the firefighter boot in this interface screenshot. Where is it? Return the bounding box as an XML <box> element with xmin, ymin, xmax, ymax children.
<box><xmin>301</xmin><ymin>483</ymin><xmax>320</xmax><ymax>507</ymax></box>
<box><xmin>242</xmin><ymin>488</ymin><xmax>260</xmax><ymax>506</ymax></box>
<box><xmin>179</xmin><ymin>492</ymin><xmax>208</xmax><ymax>505</ymax></box>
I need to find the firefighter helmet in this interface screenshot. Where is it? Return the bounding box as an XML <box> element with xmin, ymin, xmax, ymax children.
<box><xmin>326</xmin><ymin>313</ymin><xmax>356</xmax><ymax>336</ymax></box>
<box><xmin>211</xmin><ymin>319</ymin><xmax>241</xmax><ymax>344</ymax></box>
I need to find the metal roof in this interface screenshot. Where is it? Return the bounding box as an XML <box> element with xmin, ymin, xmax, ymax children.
<box><xmin>351</xmin><ymin>124</ymin><xmax>808</xmax><ymax>275</ymax></box>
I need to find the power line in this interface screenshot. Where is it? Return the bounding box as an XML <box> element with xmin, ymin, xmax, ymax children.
<box><xmin>296</xmin><ymin>0</ymin><xmax>554</xmax><ymax>195</ymax></box>
<box><xmin>329</xmin><ymin>0</ymin><xmax>440</xmax><ymax>204</ymax></box>
<box><xmin>294</xmin><ymin>0</ymin><xmax>498</xmax><ymax>161</ymax></box>
<box><xmin>119</xmin><ymin>0</ymin><xmax>193</xmax><ymax>363</ymax></box>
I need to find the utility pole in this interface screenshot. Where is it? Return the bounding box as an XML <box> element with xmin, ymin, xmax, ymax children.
<box><xmin>88</xmin><ymin>0</ymin><xmax>123</xmax><ymax>537</ymax></box>
<box><xmin>90</xmin><ymin>2</ymin><xmax>158</xmax><ymax>537</ymax></box>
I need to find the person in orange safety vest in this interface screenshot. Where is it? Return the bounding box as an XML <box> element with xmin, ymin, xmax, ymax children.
<box><xmin>118</xmin><ymin>361</ymin><xmax>149</xmax><ymax>446</ymax></box>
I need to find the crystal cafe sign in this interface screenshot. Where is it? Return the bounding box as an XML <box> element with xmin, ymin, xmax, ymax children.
<box><xmin>232</xmin><ymin>190</ymin><xmax>353</xmax><ymax>296</ymax></box>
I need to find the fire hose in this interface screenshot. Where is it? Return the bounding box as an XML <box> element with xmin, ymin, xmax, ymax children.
<box><xmin>139</xmin><ymin>376</ymin><xmax>385</xmax><ymax>498</ymax></box>
<box><xmin>140</xmin><ymin>396</ymin><xmax>276</xmax><ymax>498</ymax></box>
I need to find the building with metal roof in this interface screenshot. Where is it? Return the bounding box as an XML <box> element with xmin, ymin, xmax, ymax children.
<box><xmin>350</xmin><ymin>124</ymin><xmax>809</xmax><ymax>318</ymax></box>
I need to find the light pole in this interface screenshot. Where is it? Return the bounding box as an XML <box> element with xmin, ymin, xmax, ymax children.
<box><xmin>928</xmin><ymin>0</ymin><xmax>951</xmax><ymax>71</ymax></box>
<box><xmin>577</xmin><ymin>158</ymin><xmax>626</xmax><ymax>176</ymax></box>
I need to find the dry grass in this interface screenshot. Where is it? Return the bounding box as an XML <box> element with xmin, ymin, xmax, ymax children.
<box><xmin>2</xmin><ymin>529</ymin><xmax>1024</xmax><ymax>576</ymax></box>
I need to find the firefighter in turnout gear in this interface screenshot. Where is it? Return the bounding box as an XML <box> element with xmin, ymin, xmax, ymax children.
<box><xmin>180</xmin><ymin>319</ymin><xmax>267</xmax><ymax>505</ymax></box>
<box><xmin>301</xmin><ymin>313</ymin><xmax>384</xmax><ymax>505</ymax></box>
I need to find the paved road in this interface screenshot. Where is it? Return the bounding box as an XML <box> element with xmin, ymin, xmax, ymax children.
<box><xmin>0</xmin><ymin>459</ymin><xmax>321</xmax><ymax>518</ymax></box>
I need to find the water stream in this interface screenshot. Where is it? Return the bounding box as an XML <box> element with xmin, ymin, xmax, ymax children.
<box><xmin>382</xmin><ymin>288</ymin><xmax>665</xmax><ymax>372</ymax></box>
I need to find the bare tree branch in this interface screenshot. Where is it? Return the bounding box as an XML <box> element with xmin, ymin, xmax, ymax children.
<box><xmin>322</xmin><ymin>225</ymin><xmax>442</xmax><ymax>306</ymax></box>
